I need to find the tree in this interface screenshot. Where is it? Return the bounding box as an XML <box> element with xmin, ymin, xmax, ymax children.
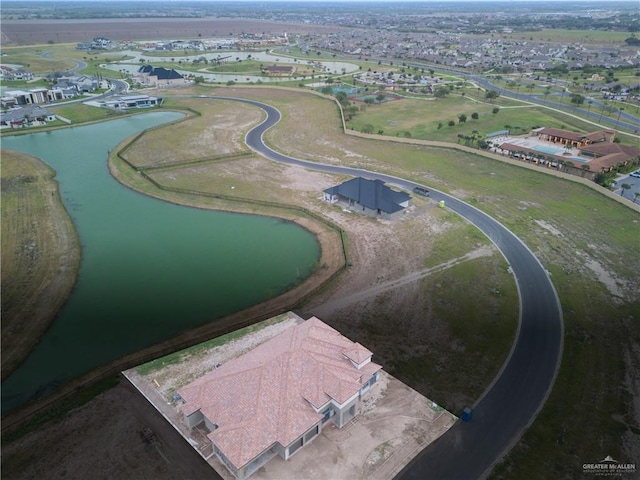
<box><xmin>458</xmin><ymin>114</ymin><xmax>467</xmax><ymax>124</ymax></box>
<box><xmin>570</xmin><ymin>93</ymin><xmax>585</xmax><ymax>106</ymax></box>
<box><xmin>335</xmin><ymin>91</ymin><xmax>349</xmax><ymax>107</ymax></box>
<box><xmin>376</xmin><ymin>93</ymin><xmax>386</xmax><ymax>103</ymax></box>
<box><xmin>471</xmin><ymin>112</ymin><xmax>479</xmax><ymax>120</ymax></box>
<box><xmin>437</xmin><ymin>122</ymin><xmax>443</xmax><ymax>130</ymax></box>
<box><xmin>434</xmin><ymin>87</ymin><xmax>448</xmax><ymax>98</ymax></box>
<box><xmin>448</xmin><ymin>120</ymin><xmax>455</xmax><ymax>127</ymax></box>
<box><xmin>485</xmin><ymin>90</ymin><xmax>500</xmax><ymax>102</ymax></box>
<box><xmin>492</xmin><ymin>107</ymin><xmax>500</xmax><ymax>115</ymax></box>
<box><xmin>620</xmin><ymin>183</ymin><xmax>631</xmax><ymax>197</ymax></box>
<box><xmin>634</xmin><ymin>192</ymin><xmax>640</xmax><ymax>204</ymax></box>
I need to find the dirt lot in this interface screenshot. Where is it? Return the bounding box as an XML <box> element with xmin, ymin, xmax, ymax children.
<box><xmin>0</xmin><ymin>17</ymin><xmax>343</xmax><ymax>45</ymax></box>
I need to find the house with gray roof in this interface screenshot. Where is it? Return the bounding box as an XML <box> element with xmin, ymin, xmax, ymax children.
<box><xmin>137</xmin><ymin>65</ymin><xmax>186</xmax><ymax>87</ymax></box>
<box><xmin>0</xmin><ymin>105</ymin><xmax>56</xmax><ymax>128</ymax></box>
<box><xmin>323</xmin><ymin>177</ymin><xmax>411</xmax><ymax>220</ymax></box>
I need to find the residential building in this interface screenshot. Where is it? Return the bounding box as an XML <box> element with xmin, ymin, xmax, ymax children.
<box><xmin>0</xmin><ymin>105</ymin><xmax>56</xmax><ymax>128</ymax></box>
<box><xmin>101</xmin><ymin>94</ymin><xmax>162</xmax><ymax>109</ymax></box>
<box><xmin>1</xmin><ymin>88</ymin><xmax>51</xmax><ymax>107</ymax></box>
<box><xmin>323</xmin><ymin>177</ymin><xmax>411</xmax><ymax>220</ymax></box>
<box><xmin>137</xmin><ymin>65</ymin><xmax>186</xmax><ymax>87</ymax></box>
<box><xmin>178</xmin><ymin>316</ymin><xmax>382</xmax><ymax>480</ymax></box>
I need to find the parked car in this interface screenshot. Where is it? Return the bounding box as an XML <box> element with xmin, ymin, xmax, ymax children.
<box><xmin>630</xmin><ymin>171</ymin><xmax>640</xmax><ymax>178</ymax></box>
<box><xmin>413</xmin><ymin>186</ymin><xmax>430</xmax><ymax>197</ymax></box>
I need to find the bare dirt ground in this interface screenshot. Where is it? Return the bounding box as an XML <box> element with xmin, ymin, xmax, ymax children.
<box><xmin>0</xmin><ymin>18</ymin><xmax>345</xmax><ymax>45</ymax></box>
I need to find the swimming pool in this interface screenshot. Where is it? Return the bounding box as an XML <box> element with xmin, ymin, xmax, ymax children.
<box><xmin>534</xmin><ymin>144</ymin><xmax>563</xmax><ymax>155</ymax></box>
<box><xmin>533</xmin><ymin>144</ymin><xmax>586</xmax><ymax>162</ymax></box>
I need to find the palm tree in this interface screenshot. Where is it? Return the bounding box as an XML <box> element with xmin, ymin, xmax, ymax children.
<box><xmin>634</xmin><ymin>192</ymin><xmax>640</xmax><ymax>204</ymax></box>
<box><xmin>620</xmin><ymin>183</ymin><xmax>631</xmax><ymax>197</ymax></box>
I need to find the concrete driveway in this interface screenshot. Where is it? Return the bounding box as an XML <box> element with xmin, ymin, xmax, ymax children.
<box><xmin>249</xmin><ymin>372</ymin><xmax>456</xmax><ymax>480</ymax></box>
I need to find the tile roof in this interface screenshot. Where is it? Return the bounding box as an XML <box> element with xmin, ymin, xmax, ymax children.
<box><xmin>538</xmin><ymin>127</ymin><xmax>586</xmax><ymax>142</ymax></box>
<box><xmin>579</xmin><ymin>142</ymin><xmax>640</xmax><ymax>159</ymax></box>
<box><xmin>324</xmin><ymin>177</ymin><xmax>410</xmax><ymax>214</ymax></box>
<box><xmin>178</xmin><ymin>317</ymin><xmax>381</xmax><ymax>471</ymax></box>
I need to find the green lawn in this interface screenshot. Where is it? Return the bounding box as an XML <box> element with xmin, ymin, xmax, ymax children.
<box><xmin>345</xmin><ymin>93</ymin><xmax>607</xmax><ymax>143</ymax></box>
<box><xmin>49</xmin><ymin>103</ymin><xmax>126</xmax><ymax>124</ymax></box>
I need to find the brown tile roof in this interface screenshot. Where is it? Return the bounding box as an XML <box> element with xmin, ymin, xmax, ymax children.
<box><xmin>538</xmin><ymin>127</ymin><xmax>585</xmax><ymax>142</ymax></box>
<box><xmin>178</xmin><ymin>317</ymin><xmax>381</xmax><ymax>471</ymax></box>
<box><xmin>580</xmin><ymin>142</ymin><xmax>640</xmax><ymax>159</ymax></box>
<box><xmin>585</xmin><ymin>152</ymin><xmax>631</xmax><ymax>172</ymax></box>
<box><xmin>583</xmin><ymin>130</ymin><xmax>613</xmax><ymax>142</ymax></box>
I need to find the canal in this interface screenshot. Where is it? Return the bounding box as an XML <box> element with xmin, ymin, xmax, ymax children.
<box><xmin>1</xmin><ymin>111</ymin><xmax>320</xmax><ymax>412</ymax></box>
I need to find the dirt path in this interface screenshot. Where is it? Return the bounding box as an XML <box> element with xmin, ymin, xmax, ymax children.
<box><xmin>314</xmin><ymin>245</ymin><xmax>495</xmax><ymax>317</ymax></box>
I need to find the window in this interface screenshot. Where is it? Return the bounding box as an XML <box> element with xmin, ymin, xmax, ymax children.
<box><xmin>322</xmin><ymin>408</ymin><xmax>332</xmax><ymax>423</ymax></box>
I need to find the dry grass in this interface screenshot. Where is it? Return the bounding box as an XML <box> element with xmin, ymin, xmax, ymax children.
<box><xmin>0</xmin><ymin>150</ymin><xmax>80</xmax><ymax>380</ymax></box>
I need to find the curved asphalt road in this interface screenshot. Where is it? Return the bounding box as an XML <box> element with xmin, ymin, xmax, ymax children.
<box><xmin>215</xmin><ymin>96</ymin><xmax>563</xmax><ymax>479</ymax></box>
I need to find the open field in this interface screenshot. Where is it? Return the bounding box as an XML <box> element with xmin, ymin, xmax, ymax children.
<box><xmin>0</xmin><ymin>18</ymin><xmax>342</xmax><ymax>45</ymax></box>
<box><xmin>193</xmin><ymin>86</ymin><xmax>640</xmax><ymax>478</ymax></box>
<box><xmin>345</xmin><ymin>92</ymin><xmax>630</xmax><ymax>142</ymax></box>
<box><xmin>0</xmin><ymin>151</ymin><xmax>81</xmax><ymax>381</ymax></box>
<box><xmin>497</xmin><ymin>28</ymin><xmax>632</xmax><ymax>44</ymax></box>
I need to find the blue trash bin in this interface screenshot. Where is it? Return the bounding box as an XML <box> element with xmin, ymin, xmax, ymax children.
<box><xmin>462</xmin><ymin>407</ymin><xmax>473</xmax><ymax>422</ymax></box>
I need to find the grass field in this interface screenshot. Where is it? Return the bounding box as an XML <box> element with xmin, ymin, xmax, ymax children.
<box><xmin>345</xmin><ymin>92</ymin><xmax>629</xmax><ymax>143</ymax></box>
<box><xmin>197</xmin><ymin>86</ymin><xmax>639</xmax><ymax>478</ymax></box>
<box><xmin>0</xmin><ymin>151</ymin><xmax>81</xmax><ymax>381</ymax></box>
<box><xmin>49</xmin><ymin>103</ymin><xmax>126</xmax><ymax>123</ymax></box>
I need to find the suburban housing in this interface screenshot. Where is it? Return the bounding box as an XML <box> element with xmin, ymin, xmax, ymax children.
<box><xmin>178</xmin><ymin>316</ymin><xmax>382</xmax><ymax>480</ymax></box>
<box><xmin>0</xmin><ymin>105</ymin><xmax>56</xmax><ymax>128</ymax></box>
<box><xmin>323</xmin><ymin>177</ymin><xmax>412</xmax><ymax>220</ymax></box>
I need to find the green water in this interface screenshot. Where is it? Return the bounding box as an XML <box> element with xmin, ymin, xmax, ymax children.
<box><xmin>1</xmin><ymin>112</ymin><xmax>320</xmax><ymax>410</ymax></box>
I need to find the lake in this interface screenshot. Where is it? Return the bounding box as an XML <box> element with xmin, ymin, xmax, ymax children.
<box><xmin>1</xmin><ymin>111</ymin><xmax>320</xmax><ymax>411</ymax></box>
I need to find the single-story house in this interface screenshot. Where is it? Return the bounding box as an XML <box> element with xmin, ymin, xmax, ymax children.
<box><xmin>178</xmin><ymin>316</ymin><xmax>382</xmax><ymax>480</ymax></box>
<box><xmin>101</xmin><ymin>94</ymin><xmax>161</xmax><ymax>109</ymax></box>
<box><xmin>323</xmin><ymin>177</ymin><xmax>411</xmax><ymax>220</ymax></box>
<box><xmin>0</xmin><ymin>106</ymin><xmax>56</xmax><ymax>128</ymax></box>
<box><xmin>137</xmin><ymin>65</ymin><xmax>186</xmax><ymax>87</ymax></box>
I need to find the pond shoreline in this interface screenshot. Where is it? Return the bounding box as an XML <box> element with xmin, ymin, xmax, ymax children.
<box><xmin>1</xmin><ymin>114</ymin><xmax>346</xmax><ymax>434</ymax></box>
<box><xmin>0</xmin><ymin>151</ymin><xmax>82</xmax><ymax>382</ymax></box>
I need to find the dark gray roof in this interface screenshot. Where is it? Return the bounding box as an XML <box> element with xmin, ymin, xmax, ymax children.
<box><xmin>324</xmin><ymin>177</ymin><xmax>410</xmax><ymax>214</ymax></box>
<box><xmin>0</xmin><ymin>105</ymin><xmax>54</xmax><ymax>122</ymax></box>
<box><xmin>150</xmin><ymin>67</ymin><xmax>183</xmax><ymax>80</ymax></box>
